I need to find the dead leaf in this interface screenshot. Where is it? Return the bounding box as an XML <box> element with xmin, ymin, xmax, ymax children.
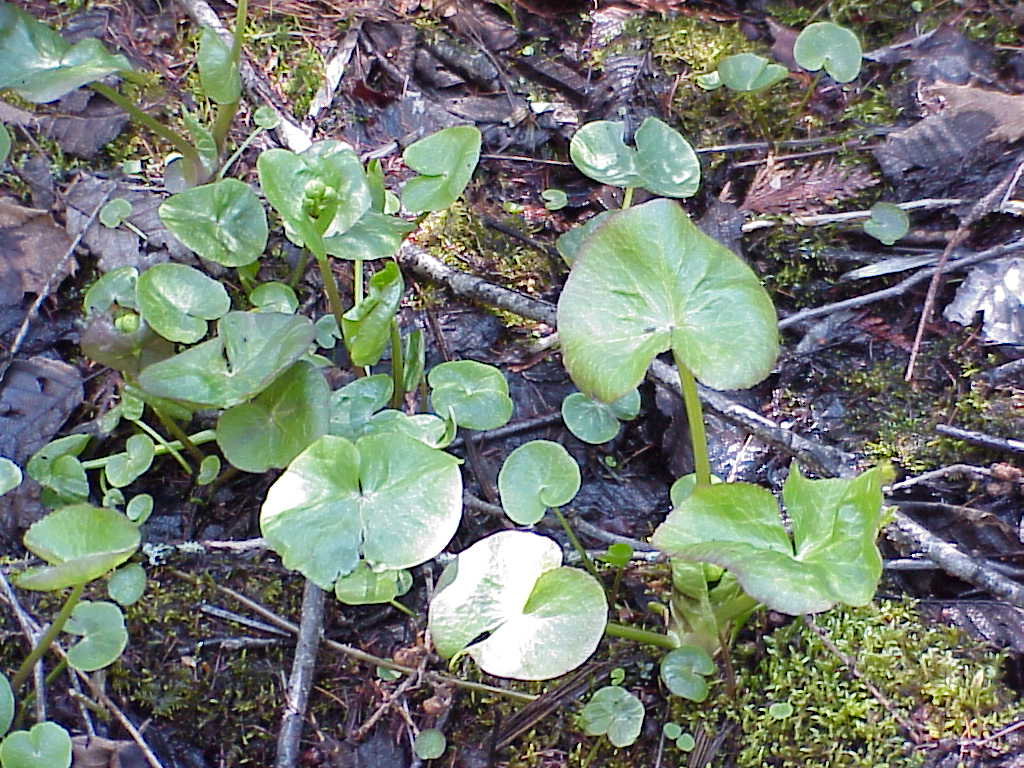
<box><xmin>0</xmin><ymin>197</ymin><xmax>74</xmax><ymax>296</ymax></box>
<box><xmin>928</xmin><ymin>83</ymin><xmax>1024</xmax><ymax>144</ymax></box>
<box><xmin>739</xmin><ymin>157</ymin><xmax>877</xmax><ymax>215</ymax></box>
<box><xmin>72</xmin><ymin>735</ymin><xmax>148</xmax><ymax>768</ymax></box>
<box><xmin>943</xmin><ymin>256</ymin><xmax>1024</xmax><ymax>344</ymax></box>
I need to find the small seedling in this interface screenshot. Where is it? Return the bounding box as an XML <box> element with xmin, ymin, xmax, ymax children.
<box><xmin>660</xmin><ymin>645</ymin><xmax>715</xmax><ymax>702</ymax></box>
<box><xmin>579</xmin><ymin>685</ymin><xmax>645</xmax><ymax>748</ymax></box>
<box><xmin>561</xmin><ymin>389</ymin><xmax>640</xmax><ymax>444</ymax></box>
<box><xmin>863</xmin><ymin>202</ymin><xmax>909</xmax><ymax>245</ymax></box>
<box><xmin>793</xmin><ymin>21</ymin><xmax>862</xmax><ymax>83</ymax></box>
<box><xmin>413</xmin><ymin>729</ymin><xmax>447</xmax><ymax>761</ymax></box>
<box><xmin>541</xmin><ymin>188</ymin><xmax>568</xmax><ymax>210</ymax></box>
<box><xmin>696</xmin><ymin>52</ymin><xmax>788</xmax><ymax>93</ymax></box>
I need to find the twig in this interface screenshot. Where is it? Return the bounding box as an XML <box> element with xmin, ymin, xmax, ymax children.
<box><xmin>906</xmin><ymin>154</ymin><xmax>1024</xmax><ymax>381</ymax></box>
<box><xmin>888</xmin><ymin>464</ymin><xmax>992</xmax><ymax>492</ymax></box>
<box><xmin>741</xmin><ymin>198</ymin><xmax>968</xmax><ymax>232</ymax></box>
<box><xmin>448</xmin><ymin>412</ymin><xmax>562</xmax><ymax>449</ymax></box>
<box><xmin>0</xmin><ymin>570</ymin><xmax>45</xmax><ymax>722</ymax></box>
<box><xmin>275</xmin><ymin>580</ymin><xmax>325</xmax><ymax>768</ymax></box>
<box><xmin>934</xmin><ymin>424</ymin><xmax>1024</xmax><ymax>455</ymax></box>
<box><xmin>983</xmin><ymin>357</ymin><xmax>1024</xmax><ymax>385</ymax></box>
<box><xmin>200</xmin><ymin>603</ymin><xmax>291</xmax><ymax>637</ymax></box>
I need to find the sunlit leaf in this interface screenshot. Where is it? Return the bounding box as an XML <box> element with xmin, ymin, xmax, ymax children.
<box><xmin>136</xmin><ymin>263</ymin><xmax>230</xmax><ymax>344</ymax></box>
<box><xmin>428</xmin><ymin>360</ymin><xmax>512</xmax><ymax>430</ymax></box>
<box><xmin>793</xmin><ymin>21</ymin><xmax>862</xmax><ymax>83</ymax></box>
<box><xmin>64</xmin><ymin>600</ymin><xmax>128</xmax><ymax>671</ymax></box>
<box><xmin>401</xmin><ymin>125</ymin><xmax>481</xmax><ymax>213</ymax></box>
<box><xmin>498</xmin><ymin>440</ymin><xmax>580</xmax><ymax>525</ymax></box>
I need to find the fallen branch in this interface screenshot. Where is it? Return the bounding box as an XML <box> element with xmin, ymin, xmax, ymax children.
<box><xmin>935</xmin><ymin>424</ymin><xmax>1024</xmax><ymax>455</ymax></box>
<box><xmin>275</xmin><ymin>580</ymin><xmax>325</xmax><ymax>768</ymax></box>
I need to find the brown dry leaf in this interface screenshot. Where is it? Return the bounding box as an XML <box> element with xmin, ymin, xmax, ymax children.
<box><xmin>927</xmin><ymin>83</ymin><xmax>1024</xmax><ymax>143</ymax></box>
<box><xmin>71</xmin><ymin>735</ymin><xmax>147</xmax><ymax>768</ymax></box>
<box><xmin>0</xmin><ymin>197</ymin><xmax>74</xmax><ymax>296</ymax></box>
<box><xmin>739</xmin><ymin>157</ymin><xmax>878</xmax><ymax>215</ymax></box>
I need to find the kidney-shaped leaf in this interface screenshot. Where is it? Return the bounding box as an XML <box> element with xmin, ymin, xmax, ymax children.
<box><xmin>261</xmin><ymin>433</ymin><xmax>461</xmax><ymax>589</ymax></box>
<box><xmin>428</xmin><ymin>530</ymin><xmax>607</xmax><ymax>680</ymax></box>
<box><xmin>324</xmin><ymin>211</ymin><xmax>415</xmax><ymax>261</ymax></box>
<box><xmin>342</xmin><ymin>261</ymin><xmax>403</xmax><ymax>367</ymax></box>
<box><xmin>428</xmin><ymin>360</ymin><xmax>512</xmax><ymax>430</ymax></box>
<box><xmin>633</xmin><ymin>117</ymin><xmax>700</xmax><ymax>198</ymax></box>
<box><xmin>579</xmin><ymin>685</ymin><xmax>645</xmax><ymax>748</ymax></box>
<box><xmin>334</xmin><ymin>561</ymin><xmax>411</xmax><ymax>606</ymax></box>
<box><xmin>0</xmin><ymin>4</ymin><xmax>130</xmax><ymax>103</ymax></box>
<box><xmin>137</xmin><ymin>263</ymin><xmax>230</xmax><ymax>344</ymax></box>
<box><xmin>652</xmin><ymin>464</ymin><xmax>888</xmax><ymax>615</ymax></box>
<box><xmin>15</xmin><ymin>505</ymin><xmax>139</xmax><ymax>591</ymax></box>
<box><xmin>569</xmin><ymin>121</ymin><xmax>643</xmax><ymax>189</ymax></box>
<box><xmin>401</xmin><ymin>125</ymin><xmax>482</xmax><ymax>213</ymax></box>
<box><xmin>793</xmin><ymin>21</ymin><xmax>862</xmax><ymax>83</ymax></box>
<box><xmin>660</xmin><ymin>645</ymin><xmax>715</xmax><ymax>702</ymax></box>
<box><xmin>561</xmin><ymin>389</ymin><xmax>639</xmax><ymax>445</ymax></box>
<box><xmin>498</xmin><ymin>440</ymin><xmax>581</xmax><ymax>525</ymax></box>
<box><xmin>717</xmin><ymin>53</ymin><xmax>788</xmax><ymax>92</ymax></box>
<box><xmin>328</xmin><ymin>374</ymin><xmax>393</xmax><ymax>440</ymax></box>
<box><xmin>107</xmin><ymin>562</ymin><xmax>146</xmax><ymax>606</ymax></box>
<box><xmin>558</xmin><ymin>199</ymin><xmax>778</xmax><ymax>401</ymax></box>
<box><xmin>64</xmin><ymin>600</ymin><xmax>128</xmax><ymax>671</ymax></box>
<box><xmin>138</xmin><ymin>312</ymin><xmax>314</xmax><ymax>408</ymax></box>
<box><xmin>104</xmin><ymin>433</ymin><xmax>155</xmax><ymax>488</ymax></box>
<box><xmin>0</xmin><ymin>721</ymin><xmax>72</xmax><ymax>768</ymax></box>
<box><xmin>159</xmin><ymin>179</ymin><xmax>268</xmax><ymax>267</ymax></box>
<box><xmin>217</xmin><ymin>360</ymin><xmax>329</xmax><ymax>473</ymax></box>
<box><xmin>863</xmin><ymin>202</ymin><xmax>909</xmax><ymax>246</ymax></box>
<box><xmin>197</xmin><ymin>26</ymin><xmax>240</xmax><ymax>105</ymax></box>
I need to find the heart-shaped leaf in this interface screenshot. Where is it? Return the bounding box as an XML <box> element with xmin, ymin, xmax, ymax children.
<box><xmin>84</xmin><ymin>267</ymin><xmax>139</xmax><ymax>315</ymax></box>
<box><xmin>0</xmin><ymin>458</ymin><xmax>21</xmax><ymax>496</ymax></box>
<box><xmin>217</xmin><ymin>360</ymin><xmax>329</xmax><ymax>473</ymax></box>
<box><xmin>138</xmin><ymin>312</ymin><xmax>315</xmax><ymax>408</ymax></box>
<box><xmin>159</xmin><ymin>179</ymin><xmax>268</xmax><ymax>267</ymax></box>
<box><xmin>557</xmin><ymin>199</ymin><xmax>778</xmax><ymax>401</ymax></box>
<box><xmin>261</xmin><ymin>433</ymin><xmax>462</xmax><ymax>589</ymax></box>
<box><xmin>250</xmin><ymin>282</ymin><xmax>298</xmax><ymax>314</ymax></box>
<box><xmin>257</xmin><ymin>141</ymin><xmax>371</xmax><ymax>249</ymax></box>
<box><xmin>0</xmin><ymin>4</ymin><xmax>130</xmax><ymax>103</ymax></box>
<box><xmin>64</xmin><ymin>600</ymin><xmax>128</xmax><ymax>671</ymax></box>
<box><xmin>342</xmin><ymin>261</ymin><xmax>403</xmax><ymax>367</ymax></box>
<box><xmin>793</xmin><ymin>21</ymin><xmax>862</xmax><ymax>83</ymax></box>
<box><xmin>104</xmin><ymin>433</ymin><xmax>155</xmax><ymax>488</ymax></box>
<box><xmin>15</xmin><ymin>504</ymin><xmax>140</xmax><ymax>591</ymax></box>
<box><xmin>0</xmin><ymin>672</ymin><xmax>12</xmax><ymax>737</ymax></box>
<box><xmin>579</xmin><ymin>685</ymin><xmax>645</xmax><ymax>747</ymax></box>
<box><xmin>334</xmin><ymin>561</ymin><xmax>411</xmax><ymax>605</ymax></box>
<box><xmin>652</xmin><ymin>464</ymin><xmax>889</xmax><ymax>615</ymax></box>
<box><xmin>26</xmin><ymin>436</ymin><xmax>91</xmax><ymax>503</ymax></box>
<box><xmin>401</xmin><ymin>125</ymin><xmax>482</xmax><ymax>213</ymax></box>
<box><xmin>561</xmin><ymin>389</ymin><xmax>640</xmax><ymax>445</ymax></box>
<box><xmin>569</xmin><ymin>121</ymin><xmax>643</xmax><ymax>188</ymax></box>
<box><xmin>428</xmin><ymin>360</ymin><xmax>512</xmax><ymax>431</ymax></box>
<box><xmin>498</xmin><ymin>440</ymin><xmax>581</xmax><ymax>525</ymax></box>
<box><xmin>717</xmin><ymin>52</ymin><xmax>788</xmax><ymax>92</ymax></box>
<box><xmin>863</xmin><ymin>202</ymin><xmax>909</xmax><ymax>246</ymax></box>
<box><xmin>125</xmin><ymin>493</ymin><xmax>153</xmax><ymax>524</ymax></box>
<box><xmin>556</xmin><ymin>211</ymin><xmax>612</xmax><ymax>266</ymax></box>
<box><xmin>99</xmin><ymin>198</ymin><xmax>132</xmax><ymax>229</ymax></box>
<box><xmin>428</xmin><ymin>530</ymin><xmax>607</xmax><ymax>680</ymax></box>
<box><xmin>660</xmin><ymin>645</ymin><xmax>715</xmax><ymax>702</ymax></box>
<box><xmin>328</xmin><ymin>374</ymin><xmax>393</xmax><ymax>440</ymax></box>
<box><xmin>0</xmin><ymin>721</ymin><xmax>72</xmax><ymax>768</ymax></box>
<box><xmin>323</xmin><ymin>212</ymin><xmax>415</xmax><ymax>260</ymax></box>
<box><xmin>136</xmin><ymin>263</ymin><xmax>230</xmax><ymax>344</ymax></box>
<box><xmin>362</xmin><ymin>410</ymin><xmax>451</xmax><ymax>448</ymax></box>
<box><xmin>107</xmin><ymin>562</ymin><xmax>146</xmax><ymax>606</ymax></box>
<box><xmin>197</xmin><ymin>26</ymin><xmax>240</xmax><ymax>105</ymax></box>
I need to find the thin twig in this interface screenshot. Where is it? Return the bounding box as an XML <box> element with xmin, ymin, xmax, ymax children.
<box><xmin>888</xmin><ymin>464</ymin><xmax>992</xmax><ymax>492</ymax></box>
<box><xmin>934</xmin><ymin>424</ymin><xmax>1024</xmax><ymax>455</ymax></box>
<box><xmin>741</xmin><ymin>197</ymin><xmax>968</xmax><ymax>232</ymax></box>
<box><xmin>275</xmin><ymin>580</ymin><xmax>325</xmax><ymax>768</ymax></box>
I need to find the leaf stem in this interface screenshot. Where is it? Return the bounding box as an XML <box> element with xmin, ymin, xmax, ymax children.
<box><xmin>389</xmin><ymin>318</ymin><xmax>405</xmax><ymax>409</ymax></box>
<box><xmin>552</xmin><ymin>507</ymin><xmax>601</xmax><ymax>581</ymax></box>
<box><xmin>12</xmin><ymin>583</ymin><xmax>85</xmax><ymax>691</ymax></box>
<box><xmin>130</xmin><ymin>417</ymin><xmax>191</xmax><ymax>474</ymax></box>
<box><xmin>81</xmin><ymin>430</ymin><xmax>217</xmax><ymax>470</ymax></box>
<box><xmin>621</xmin><ymin>186</ymin><xmax>634</xmax><ymax>210</ymax></box>
<box><xmin>672</xmin><ymin>350</ymin><xmax>711</xmax><ymax>488</ymax></box>
<box><xmin>148</xmin><ymin>402</ymin><xmax>203</xmax><ymax>465</ymax></box>
<box><xmin>603</xmin><ymin>621</ymin><xmax>677</xmax><ymax>649</ymax></box>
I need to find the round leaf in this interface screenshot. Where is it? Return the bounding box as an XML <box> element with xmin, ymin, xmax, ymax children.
<box><xmin>84</xmin><ymin>267</ymin><xmax>138</xmax><ymax>316</ymax></box>
<box><xmin>793</xmin><ymin>22</ymin><xmax>862</xmax><ymax>83</ymax></box>
<box><xmin>660</xmin><ymin>646</ymin><xmax>715</xmax><ymax>702</ymax></box>
<box><xmin>0</xmin><ymin>673</ymin><xmax>12</xmax><ymax>737</ymax></box>
<box><xmin>335</xmin><ymin>562</ymin><xmax>411</xmax><ymax>605</ymax></box>
<box><xmin>541</xmin><ymin>189</ymin><xmax>568</xmax><ymax>210</ymax></box>
<box><xmin>579</xmin><ymin>686</ymin><xmax>645</xmax><ymax>748</ymax></box>
<box><xmin>217</xmin><ymin>360</ymin><xmax>330</xmax><ymax>473</ymax></box>
<box><xmin>677</xmin><ymin>733</ymin><xmax>696</xmax><ymax>751</ymax></box>
<box><xmin>159</xmin><ymin>179</ymin><xmax>268</xmax><ymax>267</ymax></box>
<box><xmin>633</xmin><ymin>117</ymin><xmax>700</xmax><ymax>198</ymax></box>
<box><xmin>413</xmin><ymin>729</ymin><xmax>446</xmax><ymax>761</ymax></box>
<box><xmin>253</xmin><ymin>105</ymin><xmax>279</xmax><ymax>129</ymax></box>
<box><xmin>863</xmin><ymin>202</ymin><xmax>909</xmax><ymax>246</ymax></box>
<box><xmin>662</xmin><ymin>722</ymin><xmax>682</xmax><ymax>740</ymax></box>
<box><xmin>136</xmin><ymin>263</ymin><xmax>230</xmax><ymax>344</ymax></box>
<box><xmin>557</xmin><ymin>199</ymin><xmax>778</xmax><ymax>400</ymax></box>
<box><xmin>498</xmin><ymin>440</ymin><xmax>581</xmax><ymax>525</ymax></box>
<box><xmin>125</xmin><ymin>494</ymin><xmax>153</xmax><ymax>524</ymax></box>
<box><xmin>328</xmin><ymin>374</ymin><xmax>393</xmax><ymax>440</ymax></box>
<box><xmin>717</xmin><ymin>53</ymin><xmax>788</xmax><ymax>92</ymax></box>
<box><xmin>198</xmin><ymin>26</ymin><xmax>240</xmax><ymax>105</ymax></box>
<box><xmin>428</xmin><ymin>360</ymin><xmax>512</xmax><ymax>431</ymax></box>
<box><xmin>0</xmin><ymin>721</ymin><xmax>72</xmax><ymax>768</ymax></box>
<box><xmin>0</xmin><ymin>458</ymin><xmax>21</xmax><ymax>496</ymax></box>
<box><xmin>561</xmin><ymin>393</ymin><xmax>620</xmax><ymax>444</ymax></box>
<box><xmin>64</xmin><ymin>600</ymin><xmax>128</xmax><ymax>671</ymax></box>
<box><xmin>428</xmin><ymin>530</ymin><xmax>607</xmax><ymax>680</ymax></box>
<box><xmin>569</xmin><ymin>121</ymin><xmax>642</xmax><ymax>188</ymax></box>
<box><xmin>401</xmin><ymin>126</ymin><xmax>482</xmax><ymax>213</ymax></box>
<box><xmin>323</xmin><ymin>212</ymin><xmax>415</xmax><ymax>261</ymax></box>
<box><xmin>107</xmin><ymin>563</ymin><xmax>146</xmax><ymax>606</ymax></box>
<box><xmin>261</xmin><ymin>433</ymin><xmax>462</xmax><ymax>589</ymax></box>
<box><xmin>104</xmin><ymin>433</ymin><xmax>155</xmax><ymax>488</ymax></box>
<box><xmin>196</xmin><ymin>455</ymin><xmax>220</xmax><ymax>485</ymax></box>
<box><xmin>250</xmin><ymin>282</ymin><xmax>298</xmax><ymax>313</ymax></box>
<box><xmin>768</xmin><ymin>701</ymin><xmax>794</xmax><ymax>719</ymax></box>
<box><xmin>99</xmin><ymin>198</ymin><xmax>132</xmax><ymax>229</ymax></box>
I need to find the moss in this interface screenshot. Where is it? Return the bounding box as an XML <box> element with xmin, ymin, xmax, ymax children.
<box><xmin>667</xmin><ymin>599</ymin><xmax>1014</xmax><ymax>768</ymax></box>
<box><xmin>244</xmin><ymin>18</ymin><xmax>325</xmax><ymax>119</ymax></box>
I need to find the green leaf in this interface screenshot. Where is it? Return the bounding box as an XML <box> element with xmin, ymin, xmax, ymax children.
<box><xmin>0</xmin><ymin>123</ymin><xmax>10</xmax><ymax>167</ymax></box>
<box><xmin>342</xmin><ymin>262</ymin><xmax>403</xmax><ymax>367</ymax></box>
<box><xmin>633</xmin><ymin>117</ymin><xmax>700</xmax><ymax>198</ymax></box>
<box><xmin>0</xmin><ymin>672</ymin><xmax>12</xmax><ymax>737</ymax></box>
<box><xmin>84</xmin><ymin>267</ymin><xmax>138</xmax><ymax>315</ymax></box>
<box><xmin>15</xmin><ymin>504</ymin><xmax>140</xmax><ymax>591</ymax></box>
<box><xmin>107</xmin><ymin>562</ymin><xmax>146</xmax><ymax>606</ymax></box>
<box><xmin>413</xmin><ymin>729</ymin><xmax>447</xmax><ymax>761</ymax></box>
<box><xmin>250</xmin><ymin>282</ymin><xmax>298</xmax><ymax>313</ymax></box>
<box><xmin>569</xmin><ymin>121</ymin><xmax>642</xmax><ymax>188</ymax></box>
<box><xmin>863</xmin><ymin>202</ymin><xmax>909</xmax><ymax>245</ymax></box>
<box><xmin>26</xmin><ymin>436</ymin><xmax>90</xmax><ymax>503</ymax></box>
<box><xmin>428</xmin><ymin>530</ymin><xmax>607</xmax><ymax>680</ymax></box>
<box><xmin>0</xmin><ymin>721</ymin><xmax>72</xmax><ymax>768</ymax></box>
<box><xmin>652</xmin><ymin>464</ymin><xmax>889</xmax><ymax>615</ymax></box>
<box><xmin>334</xmin><ymin>561</ymin><xmax>412</xmax><ymax>605</ymax></box>
<box><xmin>717</xmin><ymin>53</ymin><xmax>788</xmax><ymax>92</ymax></box>
<box><xmin>323</xmin><ymin>212</ymin><xmax>415</xmax><ymax>260</ymax></box>
<box><xmin>598</xmin><ymin>542</ymin><xmax>633</xmax><ymax>568</ymax></box>
<box><xmin>579</xmin><ymin>686</ymin><xmax>645</xmax><ymax>748</ymax></box>
<box><xmin>0</xmin><ymin>458</ymin><xmax>21</xmax><ymax>496</ymax></box>
<box><xmin>315</xmin><ymin>314</ymin><xmax>340</xmax><ymax>349</ymax></box>
<box><xmin>555</xmin><ymin>211</ymin><xmax>612</xmax><ymax>266</ymax></box>
<box><xmin>793</xmin><ymin>21</ymin><xmax>862</xmax><ymax>83</ymax></box>
<box><xmin>197</xmin><ymin>26</ymin><xmax>240</xmax><ymax>105</ymax></box>
<box><xmin>136</xmin><ymin>263</ymin><xmax>230</xmax><ymax>344</ymax></box>
<box><xmin>257</xmin><ymin>141</ymin><xmax>371</xmax><ymax>248</ymax></box>
<box><xmin>677</xmin><ymin>733</ymin><xmax>696</xmax><ymax>751</ymax></box>
<box><xmin>0</xmin><ymin>3</ymin><xmax>130</xmax><ymax>103</ymax></box>
<box><xmin>260</xmin><ymin>433</ymin><xmax>462</xmax><ymax>589</ymax></box>
<box><xmin>138</xmin><ymin>312</ymin><xmax>315</xmax><ymax>408</ymax></box>
<box><xmin>196</xmin><ymin>456</ymin><xmax>220</xmax><ymax>485</ymax></box>
<box><xmin>557</xmin><ymin>199</ymin><xmax>778</xmax><ymax>400</ymax></box>
<box><xmin>181</xmin><ymin>110</ymin><xmax>219</xmax><ymax>178</ymax></box>
<box><xmin>217</xmin><ymin>360</ymin><xmax>330</xmax><ymax>473</ymax></box>
<box><xmin>497</xmin><ymin>440</ymin><xmax>581</xmax><ymax>525</ymax></box>
<box><xmin>561</xmin><ymin>390</ymin><xmax>639</xmax><ymax>444</ymax></box>
<box><xmin>541</xmin><ymin>189</ymin><xmax>567</xmax><ymax>210</ymax></box>
<box><xmin>428</xmin><ymin>360</ymin><xmax>512</xmax><ymax>431</ymax></box>
<box><xmin>768</xmin><ymin>701</ymin><xmax>794</xmax><ymax>719</ymax></box>
<box><xmin>104</xmin><ymin>433</ymin><xmax>155</xmax><ymax>488</ymax></box>
<box><xmin>402</xmin><ymin>329</ymin><xmax>425</xmax><ymax>394</ymax></box>
<box><xmin>328</xmin><ymin>374</ymin><xmax>393</xmax><ymax>440</ymax></box>
<box><xmin>99</xmin><ymin>198</ymin><xmax>132</xmax><ymax>228</ymax></box>
<box><xmin>660</xmin><ymin>645</ymin><xmax>715</xmax><ymax>702</ymax></box>
<box><xmin>662</xmin><ymin>722</ymin><xmax>682</xmax><ymax>740</ymax></box>
<box><xmin>64</xmin><ymin>600</ymin><xmax>128</xmax><ymax>671</ymax></box>
<box><xmin>363</xmin><ymin>410</ymin><xmax>450</xmax><ymax>448</ymax></box>
<box><xmin>253</xmin><ymin>105</ymin><xmax>279</xmax><ymax>129</ymax></box>
<box><xmin>401</xmin><ymin>125</ymin><xmax>482</xmax><ymax>213</ymax></box>
<box><xmin>159</xmin><ymin>178</ymin><xmax>268</xmax><ymax>267</ymax></box>
<box><xmin>695</xmin><ymin>71</ymin><xmax>723</xmax><ymax>90</ymax></box>
<box><xmin>125</xmin><ymin>493</ymin><xmax>153</xmax><ymax>524</ymax></box>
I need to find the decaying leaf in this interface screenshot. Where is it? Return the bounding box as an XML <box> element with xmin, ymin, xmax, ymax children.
<box><xmin>944</xmin><ymin>257</ymin><xmax>1024</xmax><ymax>345</ymax></box>
<box><xmin>0</xmin><ymin>197</ymin><xmax>74</xmax><ymax>296</ymax></box>
<box><xmin>926</xmin><ymin>84</ymin><xmax>1024</xmax><ymax>144</ymax></box>
<box><xmin>739</xmin><ymin>157</ymin><xmax>877</xmax><ymax>215</ymax></box>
